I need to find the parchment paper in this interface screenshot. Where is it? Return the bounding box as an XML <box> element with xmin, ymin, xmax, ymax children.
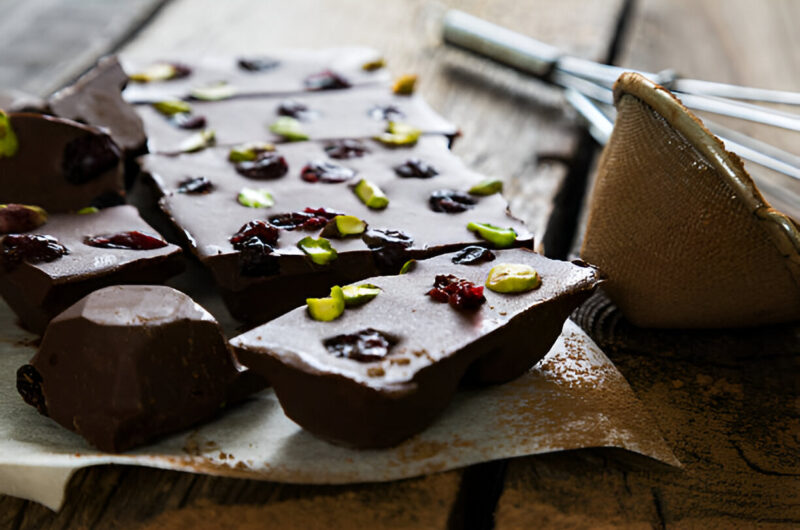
<box><xmin>0</xmin><ymin>299</ymin><xmax>679</xmax><ymax>511</ymax></box>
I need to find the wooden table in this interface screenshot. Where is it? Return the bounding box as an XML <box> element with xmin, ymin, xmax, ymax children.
<box><xmin>2</xmin><ymin>1</ymin><xmax>798</xmax><ymax>528</ymax></box>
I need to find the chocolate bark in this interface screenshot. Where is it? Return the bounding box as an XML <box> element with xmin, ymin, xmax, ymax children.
<box><xmin>0</xmin><ymin>113</ymin><xmax>125</xmax><ymax>212</ymax></box>
<box><xmin>142</xmin><ymin>136</ymin><xmax>532</xmax><ymax>322</ymax></box>
<box><xmin>230</xmin><ymin>248</ymin><xmax>602</xmax><ymax>448</ymax></box>
<box><xmin>0</xmin><ymin>205</ymin><xmax>183</xmax><ymax>334</ymax></box>
<box><xmin>17</xmin><ymin>285</ymin><xmax>266</xmax><ymax>452</ymax></box>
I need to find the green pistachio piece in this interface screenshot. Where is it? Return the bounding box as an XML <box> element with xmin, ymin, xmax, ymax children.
<box><xmin>362</xmin><ymin>57</ymin><xmax>386</xmax><ymax>71</ymax></box>
<box><xmin>129</xmin><ymin>63</ymin><xmax>178</xmax><ymax>83</ymax></box>
<box><xmin>320</xmin><ymin>215</ymin><xmax>367</xmax><ymax>238</ymax></box>
<box><xmin>237</xmin><ymin>188</ymin><xmax>274</xmax><ymax>208</ymax></box>
<box><xmin>178</xmin><ymin>129</ymin><xmax>216</xmax><ymax>153</ymax></box>
<box><xmin>77</xmin><ymin>206</ymin><xmax>99</xmax><ymax>215</ymax></box>
<box><xmin>485</xmin><ymin>263</ymin><xmax>541</xmax><ymax>293</ymax></box>
<box><xmin>469</xmin><ymin>179</ymin><xmax>504</xmax><ymax>196</ymax></box>
<box><xmin>0</xmin><ymin>204</ymin><xmax>47</xmax><ymax>233</ymax></box>
<box><xmin>353</xmin><ymin>179</ymin><xmax>389</xmax><ymax>209</ymax></box>
<box><xmin>392</xmin><ymin>74</ymin><xmax>418</xmax><ymax>95</ymax></box>
<box><xmin>228</xmin><ymin>142</ymin><xmax>275</xmax><ymax>162</ymax></box>
<box><xmin>399</xmin><ymin>259</ymin><xmax>417</xmax><ymax>275</ymax></box>
<box><xmin>298</xmin><ymin>236</ymin><xmax>338</xmax><ymax>265</ymax></box>
<box><xmin>342</xmin><ymin>283</ymin><xmax>382</xmax><ymax>307</ymax></box>
<box><xmin>152</xmin><ymin>100</ymin><xmax>192</xmax><ymax>116</ymax></box>
<box><xmin>269</xmin><ymin>116</ymin><xmax>309</xmax><ymax>141</ymax></box>
<box><xmin>190</xmin><ymin>81</ymin><xmax>237</xmax><ymax>101</ymax></box>
<box><xmin>306</xmin><ymin>286</ymin><xmax>346</xmax><ymax>321</ymax></box>
<box><xmin>373</xmin><ymin>121</ymin><xmax>421</xmax><ymax>146</ymax></box>
<box><xmin>0</xmin><ymin>110</ymin><xmax>19</xmax><ymax>158</ymax></box>
<box><xmin>466</xmin><ymin>222</ymin><xmax>517</xmax><ymax>248</ymax></box>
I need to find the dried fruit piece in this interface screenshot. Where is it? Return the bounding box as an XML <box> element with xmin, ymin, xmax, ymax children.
<box><xmin>452</xmin><ymin>246</ymin><xmax>495</xmax><ymax>265</ymax></box>
<box><xmin>269</xmin><ymin>207</ymin><xmax>341</xmax><ymax>230</ymax></box>
<box><xmin>301</xmin><ymin>160</ymin><xmax>356</xmax><ymax>183</ymax></box>
<box><xmin>1</xmin><ymin>234</ymin><xmax>68</xmax><ymax>266</ymax></box>
<box><xmin>324</xmin><ymin>139</ymin><xmax>369</xmax><ymax>160</ymax></box>
<box><xmin>374</xmin><ymin>121</ymin><xmax>421</xmax><ymax>146</ymax></box>
<box><xmin>230</xmin><ymin>220</ymin><xmax>280</xmax><ymax>276</ymax></box>
<box><xmin>277</xmin><ymin>100</ymin><xmax>313</xmax><ymax>121</ymax></box>
<box><xmin>368</xmin><ymin>104</ymin><xmax>405</xmax><ymax>121</ymax></box>
<box><xmin>429</xmin><ymin>190</ymin><xmax>476</xmax><ymax>213</ymax></box>
<box><xmin>323</xmin><ymin>328</ymin><xmax>394</xmax><ymax>361</ymax></box>
<box><xmin>172</xmin><ymin>113</ymin><xmax>206</xmax><ymax>129</ymax></box>
<box><xmin>177</xmin><ymin>129</ymin><xmax>215</xmax><ymax>153</ymax></box>
<box><xmin>237</xmin><ymin>188</ymin><xmax>274</xmax><ymax>208</ymax></box>
<box><xmin>0</xmin><ymin>111</ymin><xmax>19</xmax><ymax>158</ymax></box>
<box><xmin>0</xmin><ymin>204</ymin><xmax>47</xmax><ymax>234</ymax></box>
<box><xmin>238</xmin><ymin>57</ymin><xmax>280</xmax><ymax>72</ymax></box>
<box><xmin>269</xmin><ymin>116</ymin><xmax>309</xmax><ymax>141</ymax></box>
<box><xmin>153</xmin><ymin>100</ymin><xmax>192</xmax><ymax>116</ymax></box>
<box><xmin>469</xmin><ymin>179</ymin><xmax>504</xmax><ymax>196</ymax></box>
<box><xmin>62</xmin><ymin>134</ymin><xmax>121</xmax><ymax>184</ymax></box>
<box><xmin>363</xmin><ymin>228</ymin><xmax>413</xmax><ymax>272</ymax></box>
<box><xmin>394</xmin><ymin>158</ymin><xmax>437</xmax><ymax>179</ymax></box>
<box><xmin>485</xmin><ymin>263</ymin><xmax>541</xmax><ymax>293</ymax></box>
<box><xmin>353</xmin><ymin>179</ymin><xmax>389</xmax><ymax>209</ymax></box>
<box><xmin>467</xmin><ymin>222</ymin><xmax>517</xmax><ymax>248</ymax></box>
<box><xmin>399</xmin><ymin>259</ymin><xmax>416</xmax><ymax>274</ymax></box>
<box><xmin>129</xmin><ymin>62</ymin><xmax>191</xmax><ymax>83</ymax></box>
<box><xmin>235</xmin><ymin>152</ymin><xmax>288</xmax><ymax>179</ymax></box>
<box><xmin>228</xmin><ymin>142</ymin><xmax>275</xmax><ymax>162</ymax></box>
<box><xmin>84</xmin><ymin>231</ymin><xmax>167</xmax><ymax>250</ymax></box>
<box><xmin>16</xmin><ymin>364</ymin><xmax>46</xmax><ymax>415</ymax></box>
<box><xmin>304</xmin><ymin>70</ymin><xmax>350</xmax><ymax>91</ymax></box>
<box><xmin>392</xmin><ymin>74</ymin><xmax>417</xmax><ymax>95</ymax></box>
<box><xmin>362</xmin><ymin>58</ymin><xmax>386</xmax><ymax>71</ymax></box>
<box><xmin>320</xmin><ymin>215</ymin><xmax>367</xmax><ymax>238</ymax></box>
<box><xmin>190</xmin><ymin>81</ymin><xmax>237</xmax><ymax>101</ymax></box>
<box><xmin>230</xmin><ymin>220</ymin><xmax>279</xmax><ymax>247</ymax></box>
<box><xmin>427</xmin><ymin>274</ymin><xmax>486</xmax><ymax>310</ymax></box>
<box><xmin>298</xmin><ymin>236</ymin><xmax>338</xmax><ymax>265</ymax></box>
<box><xmin>307</xmin><ymin>286</ymin><xmax>346</xmax><ymax>321</ymax></box>
<box><xmin>177</xmin><ymin>176</ymin><xmax>214</xmax><ymax>194</ymax></box>
<box><xmin>342</xmin><ymin>283</ymin><xmax>382</xmax><ymax>307</ymax></box>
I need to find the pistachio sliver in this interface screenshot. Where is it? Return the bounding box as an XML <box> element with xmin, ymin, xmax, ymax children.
<box><xmin>373</xmin><ymin>121</ymin><xmax>421</xmax><ymax>146</ymax></box>
<box><xmin>392</xmin><ymin>74</ymin><xmax>418</xmax><ymax>95</ymax></box>
<box><xmin>362</xmin><ymin>58</ymin><xmax>386</xmax><ymax>71</ymax></box>
<box><xmin>298</xmin><ymin>236</ymin><xmax>338</xmax><ymax>265</ymax></box>
<box><xmin>485</xmin><ymin>263</ymin><xmax>541</xmax><ymax>293</ymax></box>
<box><xmin>342</xmin><ymin>283</ymin><xmax>382</xmax><ymax>307</ymax></box>
<box><xmin>177</xmin><ymin>129</ymin><xmax>216</xmax><ymax>153</ymax></box>
<box><xmin>0</xmin><ymin>110</ymin><xmax>19</xmax><ymax>158</ymax></box>
<box><xmin>190</xmin><ymin>81</ymin><xmax>237</xmax><ymax>101</ymax></box>
<box><xmin>228</xmin><ymin>142</ymin><xmax>275</xmax><ymax>162</ymax></box>
<box><xmin>467</xmin><ymin>222</ymin><xmax>517</xmax><ymax>248</ymax></box>
<box><xmin>77</xmin><ymin>206</ymin><xmax>99</xmax><ymax>215</ymax></box>
<box><xmin>469</xmin><ymin>179</ymin><xmax>504</xmax><ymax>196</ymax></box>
<box><xmin>399</xmin><ymin>259</ymin><xmax>417</xmax><ymax>274</ymax></box>
<box><xmin>307</xmin><ymin>286</ymin><xmax>346</xmax><ymax>321</ymax></box>
<box><xmin>321</xmin><ymin>215</ymin><xmax>367</xmax><ymax>238</ymax></box>
<box><xmin>237</xmin><ymin>188</ymin><xmax>274</xmax><ymax>208</ymax></box>
<box><xmin>353</xmin><ymin>179</ymin><xmax>389</xmax><ymax>209</ymax></box>
<box><xmin>269</xmin><ymin>116</ymin><xmax>309</xmax><ymax>141</ymax></box>
<box><xmin>129</xmin><ymin>63</ymin><xmax>177</xmax><ymax>83</ymax></box>
<box><xmin>152</xmin><ymin>100</ymin><xmax>192</xmax><ymax>116</ymax></box>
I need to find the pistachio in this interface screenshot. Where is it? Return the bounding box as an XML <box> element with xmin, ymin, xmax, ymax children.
<box><xmin>362</xmin><ymin>58</ymin><xmax>386</xmax><ymax>71</ymax></box>
<box><xmin>77</xmin><ymin>206</ymin><xmax>99</xmax><ymax>215</ymax></box>
<box><xmin>177</xmin><ymin>129</ymin><xmax>215</xmax><ymax>153</ymax></box>
<box><xmin>469</xmin><ymin>179</ymin><xmax>504</xmax><ymax>196</ymax></box>
<box><xmin>190</xmin><ymin>81</ymin><xmax>237</xmax><ymax>101</ymax></box>
<box><xmin>0</xmin><ymin>111</ymin><xmax>19</xmax><ymax>158</ymax></box>
<box><xmin>269</xmin><ymin>116</ymin><xmax>309</xmax><ymax>141</ymax></box>
<box><xmin>485</xmin><ymin>263</ymin><xmax>541</xmax><ymax>293</ymax></box>
<box><xmin>228</xmin><ymin>142</ymin><xmax>275</xmax><ymax>162</ymax></box>
<box><xmin>129</xmin><ymin>63</ymin><xmax>189</xmax><ymax>83</ymax></box>
<box><xmin>298</xmin><ymin>236</ymin><xmax>338</xmax><ymax>265</ymax></box>
<box><xmin>152</xmin><ymin>100</ymin><xmax>192</xmax><ymax>116</ymax></box>
<box><xmin>399</xmin><ymin>259</ymin><xmax>417</xmax><ymax>274</ymax></box>
<box><xmin>392</xmin><ymin>74</ymin><xmax>418</xmax><ymax>95</ymax></box>
<box><xmin>373</xmin><ymin>121</ymin><xmax>421</xmax><ymax>146</ymax></box>
<box><xmin>237</xmin><ymin>188</ymin><xmax>274</xmax><ymax>208</ymax></box>
<box><xmin>306</xmin><ymin>286</ymin><xmax>346</xmax><ymax>321</ymax></box>
<box><xmin>466</xmin><ymin>222</ymin><xmax>517</xmax><ymax>248</ymax></box>
<box><xmin>320</xmin><ymin>215</ymin><xmax>367</xmax><ymax>238</ymax></box>
<box><xmin>0</xmin><ymin>204</ymin><xmax>47</xmax><ymax>234</ymax></box>
<box><xmin>353</xmin><ymin>179</ymin><xmax>389</xmax><ymax>209</ymax></box>
<box><xmin>342</xmin><ymin>283</ymin><xmax>382</xmax><ymax>307</ymax></box>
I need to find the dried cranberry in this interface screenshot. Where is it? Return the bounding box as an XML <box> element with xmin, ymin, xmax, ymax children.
<box><xmin>172</xmin><ymin>113</ymin><xmax>207</xmax><ymax>129</ymax></box>
<box><xmin>238</xmin><ymin>57</ymin><xmax>280</xmax><ymax>72</ymax></box>
<box><xmin>427</xmin><ymin>274</ymin><xmax>485</xmax><ymax>310</ymax></box>
<box><xmin>324</xmin><ymin>139</ymin><xmax>369</xmax><ymax>160</ymax></box>
<box><xmin>235</xmin><ymin>152</ymin><xmax>288</xmax><ymax>180</ymax></box>
<box><xmin>230</xmin><ymin>220</ymin><xmax>279</xmax><ymax>247</ymax></box>
<box><xmin>323</xmin><ymin>328</ymin><xmax>395</xmax><ymax>362</ymax></box>
<box><xmin>429</xmin><ymin>190</ymin><xmax>476</xmax><ymax>213</ymax></box>
<box><xmin>277</xmin><ymin>99</ymin><xmax>314</xmax><ymax>120</ymax></box>
<box><xmin>300</xmin><ymin>161</ymin><xmax>356</xmax><ymax>183</ymax></box>
<box><xmin>169</xmin><ymin>63</ymin><xmax>192</xmax><ymax>79</ymax></box>
<box><xmin>304</xmin><ymin>70</ymin><xmax>351</xmax><ymax>91</ymax></box>
<box><xmin>17</xmin><ymin>365</ymin><xmax>47</xmax><ymax>416</ymax></box>
<box><xmin>268</xmin><ymin>207</ymin><xmax>342</xmax><ymax>230</ymax></box>
<box><xmin>368</xmin><ymin>104</ymin><xmax>405</xmax><ymax>121</ymax></box>
<box><xmin>394</xmin><ymin>158</ymin><xmax>438</xmax><ymax>179</ymax></box>
<box><xmin>84</xmin><ymin>231</ymin><xmax>167</xmax><ymax>250</ymax></box>
<box><xmin>62</xmin><ymin>133</ymin><xmax>121</xmax><ymax>184</ymax></box>
<box><xmin>1</xmin><ymin>234</ymin><xmax>69</xmax><ymax>267</ymax></box>
<box><xmin>177</xmin><ymin>176</ymin><xmax>214</xmax><ymax>194</ymax></box>
<box><xmin>452</xmin><ymin>246</ymin><xmax>495</xmax><ymax>265</ymax></box>
<box><xmin>362</xmin><ymin>228</ymin><xmax>413</xmax><ymax>273</ymax></box>
<box><xmin>237</xmin><ymin>236</ymin><xmax>279</xmax><ymax>276</ymax></box>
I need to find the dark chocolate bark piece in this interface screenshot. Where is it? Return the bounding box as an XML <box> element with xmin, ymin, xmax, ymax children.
<box><xmin>0</xmin><ymin>205</ymin><xmax>183</xmax><ymax>334</ymax></box>
<box><xmin>0</xmin><ymin>113</ymin><xmax>125</xmax><ymax>212</ymax></box>
<box><xmin>17</xmin><ymin>285</ymin><xmax>265</xmax><ymax>452</ymax></box>
<box><xmin>230</xmin><ymin>248</ymin><xmax>602</xmax><ymax>448</ymax></box>
<box><xmin>49</xmin><ymin>56</ymin><xmax>147</xmax><ymax>157</ymax></box>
